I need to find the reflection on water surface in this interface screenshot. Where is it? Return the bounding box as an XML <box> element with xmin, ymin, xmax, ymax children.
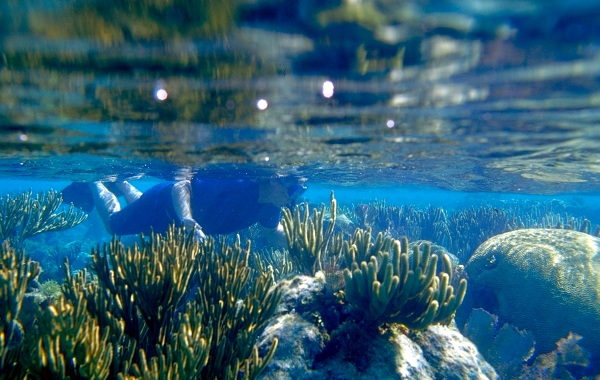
<box><xmin>1</xmin><ymin>0</ymin><xmax>600</xmax><ymax>192</ymax></box>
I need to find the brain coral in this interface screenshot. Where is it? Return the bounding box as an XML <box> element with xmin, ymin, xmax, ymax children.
<box><xmin>465</xmin><ymin>228</ymin><xmax>600</xmax><ymax>359</ymax></box>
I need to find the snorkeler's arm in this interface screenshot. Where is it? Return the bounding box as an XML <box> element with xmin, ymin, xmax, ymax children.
<box><xmin>172</xmin><ymin>180</ymin><xmax>206</xmax><ymax>241</ymax></box>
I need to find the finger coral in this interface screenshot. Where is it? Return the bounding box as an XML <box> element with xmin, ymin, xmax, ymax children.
<box><xmin>282</xmin><ymin>192</ymin><xmax>338</xmax><ymax>275</ymax></box>
<box><xmin>343</xmin><ymin>235</ymin><xmax>467</xmax><ymax>329</ymax></box>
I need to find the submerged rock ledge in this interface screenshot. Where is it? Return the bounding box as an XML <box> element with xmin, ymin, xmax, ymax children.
<box><xmin>258</xmin><ymin>274</ymin><xmax>497</xmax><ymax>380</ymax></box>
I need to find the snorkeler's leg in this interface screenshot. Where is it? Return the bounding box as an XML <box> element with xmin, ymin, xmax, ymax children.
<box><xmin>89</xmin><ymin>182</ymin><xmax>121</xmax><ymax>234</ymax></box>
<box><xmin>114</xmin><ymin>181</ymin><xmax>143</xmax><ymax>204</ymax></box>
<box><xmin>172</xmin><ymin>180</ymin><xmax>205</xmax><ymax>241</ymax></box>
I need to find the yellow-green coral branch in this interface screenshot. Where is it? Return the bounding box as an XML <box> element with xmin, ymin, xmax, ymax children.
<box><xmin>343</xmin><ymin>235</ymin><xmax>467</xmax><ymax>330</ymax></box>
<box><xmin>0</xmin><ymin>190</ymin><xmax>87</xmax><ymax>246</ymax></box>
<box><xmin>283</xmin><ymin>191</ymin><xmax>337</xmax><ymax>275</ymax></box>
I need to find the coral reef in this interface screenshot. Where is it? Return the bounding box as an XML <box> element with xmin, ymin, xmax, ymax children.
<box><xmin>351</xmin><ymin>199</ymin><xmax>600</xmax><ymax>262</ymax></box>
<box><xmin>0</xmin><ymin>190</ymin><xmax>87</xmax><ymax>247</ymax></box>
<box><xmin>0</xmin><ymin>226</ymin><xmax>281</xmax><ymax>379</ymax></box>
<box><xmin>282</xmin><ymin>192</ymin><xmax>339</xmax><ymax>275</ymax></box>
<box><xmin>0</xmin><ymin>242</ymin><xmax>41</xmax><ymax>378</ymax></box>
<box><xmin>257</xmin><ymin>194</ymin><xmax>476</xmax><ymax>378</ymax></box>
<box><xmin>9</xmin><ymin>190</ymin><xmax>599</xmax><ymax>378</ymax></box>
<box><xmin>466</xmin><ymin>228</ymin><xmax>600</xmax><ymax>365</ymax></box>
<box><xmin>280</xmin><ymin>194</ymin><xmax>467</xmax><ymax>332</ymax></box>
<box><xmin>343</xmin><ymin>235</ymin><xmax>467</xmax><ymax>329</ymax></box>
<box><xmin>258</xmin><ymin>274</ymin><xmax>496</xmax><ymax>380</ymax></box>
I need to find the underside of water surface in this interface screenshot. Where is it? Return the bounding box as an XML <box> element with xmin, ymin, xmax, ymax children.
<box><xmin>0</xmin><ymin>0</ymin><xmax>599</xmax><ymax>193</ymax></box>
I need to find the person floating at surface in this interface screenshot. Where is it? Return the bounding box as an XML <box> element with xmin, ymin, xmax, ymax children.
<box><xmin>61</xmin><ymin>176</ymin><xmax>307</xmax><ymax>247</ymax></box>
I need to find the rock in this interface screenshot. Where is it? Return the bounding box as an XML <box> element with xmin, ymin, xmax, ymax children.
<box><xmin>275</xmin><ymin>272</ymin><xmax>327</xmax><ymax>315</ymax></box>
<box><xmin>258</xmin><ymin>313</ymin><xmax>326</xmax><ymax>380</ymax></box>
<box><xmin>411</xmin><ymin>324</ymin><xmax>498</xmax><ymax>380</ymax></box>
<box><xmin>465</xmin><ymin>229</ymin><xmax>600</xmax><ymax>360</ymax></box>
<box><xmin>258</xmin><ymin>274</ymin><xmax>497</xmax><ymax>380</ymax></box>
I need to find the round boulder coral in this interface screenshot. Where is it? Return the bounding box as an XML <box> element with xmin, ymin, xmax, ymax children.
<box><xmin>465</xmin><ymin>229</ymin><xmax>600</xmax><ymax>359</ymax></box>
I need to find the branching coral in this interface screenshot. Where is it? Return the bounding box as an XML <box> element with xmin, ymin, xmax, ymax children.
<box><xmin>282</xmin><ymin>192</ymin><xmax>338</xmax><ymax>275</ymax></box>
<box><xmin>0</xmin><ymin>242</ymin><xmax>40</xmax><ymax>376</ymax></box>
<box><xmin>63</xmin><ymin>226</ymin><xmax>213</xmax><ymax>379</ymax></box>
<box><xmin>0</xmin><ymin>190</ymin><xmax>87</xmax><ymax>247</ymax></box>
<box><xmin>105</xmin><ymin>227</ymin><xmax>200</xmax><ymax>351</ymax></box>
<box><xmin>195</xmin><ymin>236</ymin><xmax>281</xmax><ymax>380</ymax></box>
<box><xmin>353</xmin><ymin>199</ymin><xmax>600</xmax><ymax>263</ymax></box>
<box><xmin>342</xmin><ymin>227</ymin><xmax>394</xmax><ymax>266</ymax></box>
<box><xmin>26</xmin><ymin>294</ymin><xmax>113</xmax><ymax>380</ymax></box>
<box><xmin>251</xmin><ymin>248</ymin><xmax>296</xmax><ymax>282</ymax></box>
<box><xmin>56</xmin><ymin>226</ymin><xmax>279</xmax><ymax>380</ymax></box>
<box><xmin>343</xmin><ymin>235</ymin><xmax>467</xmax><ymax>329</ymax></box>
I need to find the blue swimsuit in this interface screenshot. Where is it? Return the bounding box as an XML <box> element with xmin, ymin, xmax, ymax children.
<box><xmin>109</xmin><ymin>179</ymin><xmax>281</xmax><ymax>236</ymax></box>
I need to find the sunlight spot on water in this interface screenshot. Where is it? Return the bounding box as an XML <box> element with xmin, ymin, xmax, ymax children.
<box><xmin>257</xmin><ymin>99</ymin><xmax>268</xmax><ymax>110</ymax></box>
<box><xmin>322</xmin><ymin>80</ymin><xmax>334</xmax><ymax>98</ymax></box>
<box><xmin>155</xmin><ymin>88</ymin><xmax>168</xmax><ymax>101</ymax></box>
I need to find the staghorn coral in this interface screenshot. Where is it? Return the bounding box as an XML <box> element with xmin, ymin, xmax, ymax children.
<box><xmin>343</xmin><ymin>235</ymin><xmax>467</xmax><ymax>330</ymax></box>
<box><xmin>0</xmin><ymin>190</ymin><xmax>87</xmax><ymax>247</ymax></box>
<box><xmin>282</xmin><ymin>192</ymin><xmax>339</xmax><ymax>275</ymax></box>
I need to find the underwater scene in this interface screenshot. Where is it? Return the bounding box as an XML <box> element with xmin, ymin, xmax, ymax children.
<box><xmin>2</xmin><ymin>0</ymin><xmax>600</xmax><ymax>379</ymax></box>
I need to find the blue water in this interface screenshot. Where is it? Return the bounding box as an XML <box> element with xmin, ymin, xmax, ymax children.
<box><xmin>2</xmin><ymin>0</ymin><xmax>600</xmax><ymax>378</ymax></box>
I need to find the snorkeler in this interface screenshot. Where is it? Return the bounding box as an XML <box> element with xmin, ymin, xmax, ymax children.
<box><xmin>61</xmin><ymin>176</ymin><xmax>307</xmax><ymax>248</ymax></box>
